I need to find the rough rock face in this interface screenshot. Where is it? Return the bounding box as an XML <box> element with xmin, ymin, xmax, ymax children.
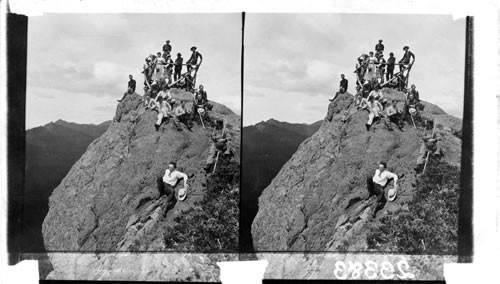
<box><xmin>251</xmin><ymin>88</ymin><xmax>462</xmax><ymax>251</ymax></box>
<box><xmin>42</xmin><ymin>88</ymin><xmax>240</xmax><ymax>252</ymax></box>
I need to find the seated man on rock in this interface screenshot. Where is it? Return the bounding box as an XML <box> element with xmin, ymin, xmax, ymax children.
<box><xmin>366</xmin><ymin>162</ymin><xmax>400</xmax><ymax>218</ymax></box>
<box><xmin>384</xmin><ymin>100</ymin><xmax>404</xmax><ymax>131</ymax></box>
<box><xmin>172</xmin><ymin>100</ymin><xmax>193</xmax><ymax>131</ymax></box>
<box><xmin>154</xmin><ymin>96</ymin><xmax>172</xmax><ymax>131</ymax></box>
<box><xmin>415</xmin><ymin>120</ymin><xmax>443</xmax><ymax>174</ymax></box>
<box><xmin>365</xmin><ymin>96</ymin><xmax>383</xmax><ymax>131</ymax></box>
<box><xmin>160</xmin><ymin>162</ymin><xmax>189</xmax><ymax>216</ymax></box>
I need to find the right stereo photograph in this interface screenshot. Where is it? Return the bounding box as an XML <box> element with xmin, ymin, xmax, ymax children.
<box><xmin>241</xmin><ymin>13</ymin><xmax>470</xmax><ymax>280</ymax></box>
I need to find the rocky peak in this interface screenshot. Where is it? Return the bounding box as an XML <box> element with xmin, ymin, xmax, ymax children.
<box><xmin>42</xmin><ymin>88</ymin><xmax>240</xmax><ymax>252</ymax></box>
<box><xmin>251</xmin><ymin>88</ymin><xmax>462</xmax><ymax>251</ymax></box>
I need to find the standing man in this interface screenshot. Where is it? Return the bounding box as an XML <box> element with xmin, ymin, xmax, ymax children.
<box><xmin>399</xmin><ymin>46</ymin><xmax>415</xmax><ymax>72</ymax></box>
<box><xmin>366</xmin><ymin>162</ymin><xmax>399</xmax><ymax>217</ymax></box>
<box><xmin>163</xmin><ymin>40</ymin><xmax>172</xmax><ymax>55</ymax></box>
<box><xmin>339</xmin><ymin>74</ymin><xmax>348</xmax><ymax>93</ymax></box>
<box><xmin>128</xmin><ymin>74</ymin><xmax>136</xmax><ymax>92</ymax></box>
<box><xmin>187</xmin><ymin>46</ymin><xmax>203</xmax><ymax>72</ymax></box>
<box><xmin>174</xmin><ymin>53</ymin><xmax>183</xmax><ymax>81</ymax></box>
<box><xmin>375</xmin><ymin>39</ymin><xmax>384</xmax><ymax>57</ymax></box>
<box><xmin>377</xmin><ymin>54</ymin><xmax>386</xmax><ymax>84</ymax></box>
<box><xmin>385</xmin><ymin>52</ymin><xmax>396</xmax><ymax>82</ymax></box>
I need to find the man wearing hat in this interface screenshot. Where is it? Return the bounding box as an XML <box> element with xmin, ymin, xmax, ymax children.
<box><xmin>174</xmin><ymin>53</ymin><xmax>183</xmax><ymax>81</ymax></box>
<box><xmin>399</xmin><ymin>46</ymin><xmax>415</xmax><ymax>72</ymax></box>
<box><xmin>366</xmin><ymin>162</ymin><xmax>399</xmax><ymax>217</ymax></box>
<box><xmin>187</xmin><ymin>46</ymin><xmax>203</xmax><ymax>72</ymax></box>
<box><xmin>375</xmin><ymin>39</ymin><xmax>384</xmax><ymax>57</ymax></box>
<box><xmin>162</xmin><ymin>40</ymin><xmax>172</xmax><ymax>55</ymax></box>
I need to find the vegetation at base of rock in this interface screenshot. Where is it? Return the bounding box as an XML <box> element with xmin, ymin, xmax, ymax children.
<box><xmin>163</xmin><ymin>158</ymin><xmax>239</xmax><ymax>251</ymax></box>
<box><xmin>367</xmin><ymin>158</ymin><xmax>459</xmax><ymax>253</ymax></box>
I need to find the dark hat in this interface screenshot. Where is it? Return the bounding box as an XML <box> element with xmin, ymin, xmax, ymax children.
<box><xmin>177</xmin><ymin>53</ymin><xmax>181</xmax><ymax>56</ymax></box>
<box><xmin>403</xmin><ymin>46</ymin><xmax>409</xmax><ymax>50</ymax></box>
<box><xmin>191</xmin><ymin>46</ymin><xmax>197</xmax><ymax>51</ymax></box>
<box><xmin>166</xmin><ymin>40</ymin><xmax>170</xmax><ymax>43</ymax></box>
<box><xmin>379</xmin><ymin>39</ymin><xmax>383</xmax><ymax>42</ymax></box>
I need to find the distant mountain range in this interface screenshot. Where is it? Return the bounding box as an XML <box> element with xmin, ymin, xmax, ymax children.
<box><xmin>240</xmin><ymin>118</ymin><xmax>322</xmax><ymax>251</ymax></box>
<box><xmin>23</xmin><ymin>119</ymin><xmax>111</xmax><ymax>252</ymax></box>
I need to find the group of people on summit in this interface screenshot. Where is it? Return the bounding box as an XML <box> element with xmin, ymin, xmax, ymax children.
<box><xmin>355</xmin><ymin>40</ymin><xmax>415</xmax><ymax>90</ymax></box>
<box><xmin>329</xmin><ymin>40</ymin><xmax>443</xmax><ymax>219</ymax></box>
<box><xmin>117</xmin><ymin>41</ymin><xmax>233</xmax><ymax>217</ymax></box>
<box><xmin>143</xmin><ymin>41</ymin><xmax>203</xmax><ymax>91</ymax></box>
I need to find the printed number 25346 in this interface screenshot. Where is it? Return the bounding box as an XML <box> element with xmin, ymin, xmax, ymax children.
<box><xmin>333</xmin><ymin>258</ymin><xmax>416</xmax><ymax>280</ymax></box>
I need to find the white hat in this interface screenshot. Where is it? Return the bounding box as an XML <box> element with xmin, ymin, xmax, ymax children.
<box><xmin>197</xmin><ymin>108</ymin><xmax>205</xmax><ymax>115</ymax></box>
<box><xmin>178</xmin><ymin>187</ymin><xmax>187</xmax><ymax>201</ymax></box>
<box><xmin>409</xmin><ymin>108</ymin><xmax>417</xmax><ymax>115</ymax></box>
<box><xmin>388</xmin><ymin>188</ymin><xmax>397</xmax><ymax>202</ymax></box>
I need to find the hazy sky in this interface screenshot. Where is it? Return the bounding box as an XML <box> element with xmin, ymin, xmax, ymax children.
<box><xmin>243</xmin><ymin>14</ymin><xmax>465</xmax><ymax>126</ymax></box>
<box><xmin>26</xmin><ymin>13</ymin><xmax>241</xmax><ymax>129</ymax></box>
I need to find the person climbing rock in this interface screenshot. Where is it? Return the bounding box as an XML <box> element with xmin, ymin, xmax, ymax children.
<box><xmin>366</xmin><ymin>162</ymin><xmax>399</xmax><ymax>218</ymax></box>
<box><xmin>160</xmin><ymin>162</ymin><xmax>188</xmax><ymax>216</ymax></box>
<box><xmin>375</xmin><ymin>39</ymin><xmax>384</xmax><ymax>57</ymax></box>
<box><xmin>384</xmin><ymin>100</ymin><xmax>404</xmax><ymax>131</ymax></box>
<box><xmin>187</xmin><ymin>46</ymin><xmax>203</xmax><ymax>72</ymax></box>
<box><xmin>117</xmin><ymin>87</ymin><xmax>135</xmax><ymax>103</ymax></box>
<box><xmin>386</xmin><ymin>52</ymin><xmax>396</xmax><ymax>82</ymax></box>
<box><xmin>399</xmin><ymin>46</ymin><xmax>415</xmax><ymax>72</ymax></box>
<box><xmin>174</xmin><ymin>53</ymin><xmax>183</xmax><ymax>81</ymax></box>
<box><xmin>339</xmin><ymin>74</ymin><xmax>348</xmax><ymax>92</ymax></box>
<box><xmin>162</xmin><ymin>40</ymin><xmax>172</xmax><ymax>55</ymax></box>
<box><xmin>205</xmin><ymin>119</ymin><xmax>231</xmax><ymax>173</ymax></box>
<box><xmin>154</xmin><ymin>96</ymin><xmax>172</xmax><ymax>131</ymax></box>
<box><xmin>365</xmin><ymin>96</ymin><xmax>383</xmax><ymax>131</ymax></box>
<box><xmin>415</xmin><ymin>120</ymin><xmax>442</xmax><ymax>174</ymax></box>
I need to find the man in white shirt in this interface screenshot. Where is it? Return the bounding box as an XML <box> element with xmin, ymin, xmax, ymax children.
<box><xmin>161</xmin><ymin>162</ymin><xmax>189</xmax><ymax>215</ymax></box>
<box><xmin>366</xmin><ymin>162</ymin><xmax>399</xmax><ymax>217</ymax></box>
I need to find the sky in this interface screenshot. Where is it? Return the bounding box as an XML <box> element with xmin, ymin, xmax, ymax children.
<box><xmin>26</xmin><ymin>13</ymin><xmax>241</xmax><ymax>129</ymax></box>
<box><xmin>243</xmin><ymin>14</ymin><xmax>466</xmax><ymax>126</ymax></box>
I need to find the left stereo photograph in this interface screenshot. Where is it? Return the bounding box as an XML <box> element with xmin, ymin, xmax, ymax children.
<box><xmin>8</xmin><ymin>13</ymin><xmax>242</xmax><ymax>281</ymax></box>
